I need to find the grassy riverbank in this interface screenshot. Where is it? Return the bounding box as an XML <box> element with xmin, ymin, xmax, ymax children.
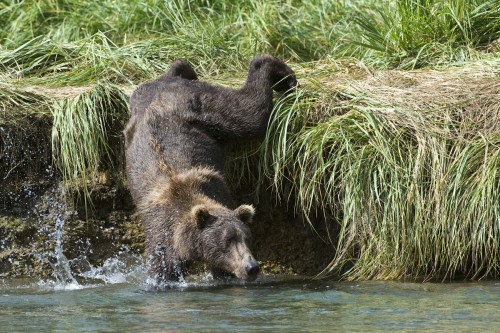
<box><xmin>1</xmin><ymin>0</ymin><xmax>499</xmax><ymax>280</ymax></box>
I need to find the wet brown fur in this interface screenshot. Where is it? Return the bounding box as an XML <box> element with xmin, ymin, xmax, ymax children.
<box><xmin>124</xmin><ymin>55</ymin><xmax>296</xmax><ymax>282</ymax></box>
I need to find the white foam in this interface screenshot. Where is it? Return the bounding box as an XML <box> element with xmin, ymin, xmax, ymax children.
<box><xmin>35</xmin><ymin>279</ymin><xmax>97</xmax><ymax>291</ymax></box>
<box><xmin>77</xmin><ymin>252</ymin><xmax>148</xmax><ymax>286</ymax></box>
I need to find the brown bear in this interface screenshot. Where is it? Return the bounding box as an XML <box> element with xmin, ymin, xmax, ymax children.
<box><xmin>124</xmin><ymin>55</ymin><xmax>297</xmax><ymax>282</ymax></box>
<box><xmin>128</xmin><ymin>59</ymin><xmax>198</xmax><ymax>119</ymax></box>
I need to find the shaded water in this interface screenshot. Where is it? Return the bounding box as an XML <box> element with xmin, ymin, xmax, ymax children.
<box><xmin>1</xmin><ymin>270</ymin><xmax>499</xmax><ymax>332</ymax></box>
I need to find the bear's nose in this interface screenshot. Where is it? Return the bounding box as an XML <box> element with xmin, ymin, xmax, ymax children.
<box><xmin>245</xmin><ymin>261</ymin><xmax>260</xmax><ymax>278</ymax></box>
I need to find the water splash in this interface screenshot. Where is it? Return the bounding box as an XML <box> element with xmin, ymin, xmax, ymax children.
<box><xmin>27</xmin><ymin>184</ymin><xmax>148</xmax><ymax>291</ymax></box>
<box><xmin>51</xmin><ymin>215</ymin><xmax>75</xmax><ymax>284</ymax></box>
<box><xmin>79</xmin><ymin>251</ymin><xmax>147</xmax><ymax>285</ymax></box>
<box><xmin>29</xmin><ymin>185</ymin><xmax>84</xmax><ymax>290</ymax></box>
<box><xmin>46</xmin><ymin>213</ymin><xmax>80</xmax><ymax>290</ymax></box>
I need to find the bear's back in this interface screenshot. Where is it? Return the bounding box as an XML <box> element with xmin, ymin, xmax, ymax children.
<box><xmin>126</xmin><ymin>78</ymin><xmax>227</xmax><ymax>202</ymax></box>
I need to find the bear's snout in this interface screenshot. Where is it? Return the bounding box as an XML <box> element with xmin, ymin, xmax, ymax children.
<box><xmin>245</xmin><ymin>261</ymin><xmax>260</xmax><ymax>281</ymax></box>
<box><xmin>231</xmin><ymin>251</ymin><xmax>260</xmax><ymax>282</ymax></box>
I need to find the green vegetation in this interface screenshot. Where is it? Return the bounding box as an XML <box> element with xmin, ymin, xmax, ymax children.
<box><xmin>51</xmin><ymin>84</ymin><xmax>129</xmax><ymax>194</ymax></box>
<box><xmin>353</xmin><ymin>0</ymin><xmax>500</xmax><ymax>67</ymax></box>
<box><xmin>1</xmin><ymin>0</ymin><xmax>499</xmax><ymax>280</ymax></box>
<box><xmin>262</xmin><ymin>66</ymin><xmax>500</xmax><ymax>280</ymax></box>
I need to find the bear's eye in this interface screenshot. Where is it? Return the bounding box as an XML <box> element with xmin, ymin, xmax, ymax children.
<box><xmin>225</xmin><ymin>237</ymin><xmax>235</xmax><ymax>248</ymax></box>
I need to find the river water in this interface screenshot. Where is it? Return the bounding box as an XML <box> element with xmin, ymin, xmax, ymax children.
<box><xmin>1</xmin><ymin>263</ymin><xmax>499</xmax><ymax>333</ymax></box>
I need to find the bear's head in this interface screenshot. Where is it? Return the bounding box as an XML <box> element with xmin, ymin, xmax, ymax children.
<box><xmin>177</xmin><ymin>203</ymin><xmax>259</xmax><ymax>281</ymax></box>
<box><xmin>249</xmin><ymin>55</ymin><xmax>298</xmax><ymax>93</ymax></box>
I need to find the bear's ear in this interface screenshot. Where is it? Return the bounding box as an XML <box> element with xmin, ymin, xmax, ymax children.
<box><xmin>191</xmin><ymin>205</ymin><xmax>212</xmax><ymax>228</ymax></box>
<box><xmin>235</xmin><ymin>205</ymin><xmax>255</xmax><ymax>224</ymax></box>
<box><xmin>250</xmin><ymin>58</ymin><xmax>264</xmax><ymax>71</ymax></box>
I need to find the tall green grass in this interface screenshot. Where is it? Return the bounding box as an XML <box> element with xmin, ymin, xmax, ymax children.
<box><xmin>254</xmin><ymin>72</ymin><xmax>500</xmax><ymax>280</ymax></box>
<box><xmin>1</xmin><ymin>82</ymin><xmax>129</xmax><ymax>201</ymax></box>
<box><xmin>51</xmin><ymin>84</ymin><xmax>129</xmax><ymax>194</ymax></box>
<box><xmin>2</xmin><ymin>0</ymin><xmax>500</xmax><ymax>85</ymax></box>
<box><xmin>352</xmin><ymin>0</ymin><xmax>500</xmax><ymax>68</ymax></box>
